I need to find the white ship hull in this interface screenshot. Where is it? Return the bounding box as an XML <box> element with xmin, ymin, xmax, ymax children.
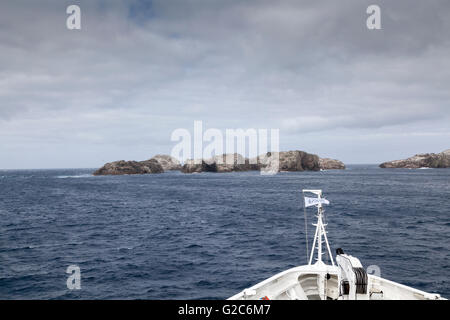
<box><xmin>229</xmin><ymin>262</ymin><xmax>444</xmax><ymax>300</ymax></box>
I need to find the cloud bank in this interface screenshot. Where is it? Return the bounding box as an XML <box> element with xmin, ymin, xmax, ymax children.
<box><xmin>0</xmin><ymin>0</ymin><xmax>449</xmax><ymax>168</ymax></box>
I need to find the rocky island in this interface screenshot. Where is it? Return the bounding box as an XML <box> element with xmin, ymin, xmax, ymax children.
<box><xmin>379</xmin><ymin>149</ymin><xmax>450</xmax><ymax>168</ymax></box>
<box><xmin>93</xmin><ymin>155</ymin><xmax>180</xmax><ymax>176</ymax></box>
<box><xmin>93</xmin><ymin>151</ymin><xmax>346</xmax><ymax>175</ymax></box>
<box><xmin>181</xmin><ymin>150</ymin><xmax>344</xmax><ymax>173</ymax></box>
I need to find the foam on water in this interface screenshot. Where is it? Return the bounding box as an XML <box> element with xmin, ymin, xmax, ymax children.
<box><xmin>56</xmin><ymin>174</ymin><xmax>93</xmax><ymax>179</ymax></box>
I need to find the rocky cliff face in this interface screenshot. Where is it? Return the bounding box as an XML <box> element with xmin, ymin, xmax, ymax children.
<box><xmin>150</xmin><ymin>154</ymin><xmax>182</xmax><ymax>171</ymax></box>
<box><xmin>380</xmin><ymin>149</ymin><xmax>450</xmax><ymax>168</ymax></box>
<box><xmin>93</xmin><ymin>159</ymin><xmax>164</xmax><ymax>176</ymax></box>
<box><xmin>319</xmin><ymin>158</ymin><xmax>346</xmax><ymax>170</ymax></box>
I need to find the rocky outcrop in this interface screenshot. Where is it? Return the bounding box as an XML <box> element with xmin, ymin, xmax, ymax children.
<box><xmin>319</xmin><ymin>158</ymin><xmax>346</xmax><ymax>170</ymax></box>
<box><xmin>150</xmin><ymin>154</ymin><xmax>182</xmax><ymax>171</ymax></box>
<box><xmin>380</xmin><ymin>149</ymin><xmax>450</xmax><ymax>168</ymax></box>
<box><xmin>182</xmin><ymin>150</ymin><xmax>324</xmax><ymax>173</ymax></box>
<box><xmin>93</xmin><ymin>159</ymin><xmax>164</xmax><ymax>176</ymax></box>
<box><xmin>255</xmin><ymin>151</ymin><xmax>321</xmax><ymax>173</ymax></box>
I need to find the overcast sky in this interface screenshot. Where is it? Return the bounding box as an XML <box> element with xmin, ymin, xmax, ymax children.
<box><xmin>0</xmin><ymin>0</ymin><xmax>449</xmax><ymax>168</ymax></box>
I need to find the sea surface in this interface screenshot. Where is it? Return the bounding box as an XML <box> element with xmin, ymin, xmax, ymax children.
<box><xmin>0</xmin><ymin>165</ymin><xmax>449</xmax><ymax>299</ymax></box>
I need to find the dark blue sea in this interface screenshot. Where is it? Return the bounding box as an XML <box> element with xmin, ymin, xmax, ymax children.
<box><xmin>0</xmin><ymin>165</ymin><xmax>449</xmax><ymax>299</ymax></box>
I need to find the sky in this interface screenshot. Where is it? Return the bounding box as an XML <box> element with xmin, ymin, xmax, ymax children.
<box><xmin>0</xmin><ymin>0</ymin><xmax>449</xmax><ymax>169</ymax></box>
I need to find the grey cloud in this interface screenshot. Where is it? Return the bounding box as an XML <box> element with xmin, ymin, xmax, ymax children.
<box><xmin>0</xmin><ymin>0</ymin><xmax>449</xmax><ymax>167</ymax></box>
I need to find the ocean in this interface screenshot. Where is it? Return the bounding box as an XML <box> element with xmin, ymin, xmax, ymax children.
<box><xmin>0</xmin><ymin>165</ymin><xmax>449</xmax><ymax>299</ymax></box>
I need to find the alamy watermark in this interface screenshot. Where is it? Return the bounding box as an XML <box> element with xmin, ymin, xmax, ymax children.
<box><xmin>66</xmin><ymin>265</ymin><xmax>81</xmax><ymax>290</ymax></box>
<box><xmin>66</xmin><ymin>5</ymin><xmax>81</xmax><ymax>30</ymax></box>
<box><xmin>170</xmin><ymin>121</ymin><xmax>280</xmax><ymax>175</ymax></box>
<box><xmin>66</xmin><ymin>4</ymin><xmax>381</xmax><ymax>31</ymax></box>
<box><xmin>367</xmin><ymin>264</ymin><xmax>381</xmax><ymax>277</ymax></box>
<box><xmin>366</xmin><ymin>5</ymin><xmax>381</xmax><ymax>30</ymax></box>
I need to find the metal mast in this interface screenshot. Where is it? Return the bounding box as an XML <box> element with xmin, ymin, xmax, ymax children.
<box><xmin>303</xmin><ymin>189</ymin><xmax>334</xmax><ymax>266</ymax></box>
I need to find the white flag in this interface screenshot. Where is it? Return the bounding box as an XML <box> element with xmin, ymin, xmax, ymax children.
<box><xmin>304</xmin><ymin>197</ymin><xmax>330</xmax><ymax>207</ymax></box>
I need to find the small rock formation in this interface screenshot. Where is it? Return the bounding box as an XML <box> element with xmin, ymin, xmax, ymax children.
<box><xmin>380</xmin><ymin>149</ymin><xmax>450</xmax><ymax>168</ymax></box>
<box><xmin>319</xmin><ymin>158</ymin><xmax>346</xmax><ymax>170</ymax></box>
<box><xmin>93</xmin><ymin>159</ymin><xmax>163</xmax><ymax>176</ymax></box>
<box><xmin>150</xmin><ymin>154</ymin><xmax>182</xmax><ymax>171</ymax></box>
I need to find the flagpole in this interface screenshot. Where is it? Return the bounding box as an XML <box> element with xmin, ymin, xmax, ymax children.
<box><xmin>302</xmin><ymin>189</ymin><xmax>333</xmax><ymax>266</ymax></box>
<box><xmin>317</xmin><ymin>193</ymin><xmax>322</xmax><ymax>264</ymax></box>
<box><xmin>302</xmin><ymin>190</ymin><xmax>310</xmax><ymax>264</ymax></box>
